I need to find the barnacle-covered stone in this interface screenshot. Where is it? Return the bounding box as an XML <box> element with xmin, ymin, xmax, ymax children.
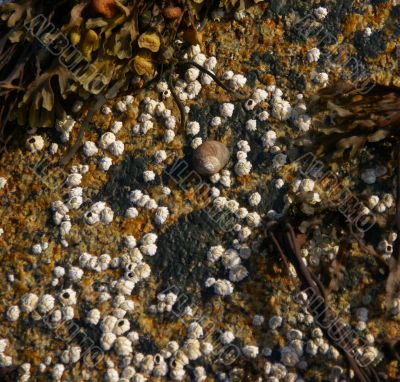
<box><xmin>193</xmin><ymin>140</ymin><xmax>229</xmax><ymax>176</ymax></box>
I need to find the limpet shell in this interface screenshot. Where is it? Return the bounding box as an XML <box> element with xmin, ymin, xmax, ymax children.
<box><xmin>193</xmin><ymin>140</ymin><xmax>229</xmax><ymax>176</ymax></box>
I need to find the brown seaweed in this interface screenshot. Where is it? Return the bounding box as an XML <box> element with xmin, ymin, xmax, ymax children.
<box><xmin>306</xmin><ymin>81</ymin><xmax>400</xmax><ymax>162</ymax></box>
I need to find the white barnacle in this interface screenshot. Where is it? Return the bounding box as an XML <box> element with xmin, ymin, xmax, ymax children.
<box><xmin>125</xmin><ymin>207</ymin><xmax>139</xmax><ymax>219</ymax></box>
<box><xmin>237</xmin><ymin>140</ymin><xmax>251</xmax><ymax>153</ymax></box>
<box><xmin>26</xmin><ymin>135</ymin><xmax>45</xmax><ymax>153</ymax></box>
<box><xmin>307</xmin><ymin>47</ymin><xmax>321</xmax><ymax>63</ymax></box>
<box><xmin>229</xmin><ymin>74</ymin><xmax>247</xmax><ymax>90</ymax></box>
<box><xmin>186</xmin><ymin>121</ymin><xmax>200</xmax><ymax>136</ymax></box>
<box><xmin>98</xmin><ymin>156</ymin><xmax>113</xmax><ymax>171</ymax></box>
<box><xmin>252</xmin><ymin>314</ymin><xmax>264</xmax><ymax>327</ymax></box>
<box><xmin>234</xmin><ymin>159</ymin><xmax>252</xmax><ymax>176</ymax></box>
<box><xmin>193</xmin><ymin>53</ymin><xmax>206</xmax><ymax>65</ymax></box>
<box><xmin>101</xmin><ymin>105</ymin><xmax>112</xmax><ymax>115</ymax></box>
<box><xmin>110</xmin><ymin>121</ymin><xmax>123</xmax><ymax>134</ymax></box>
<box><xmin>273</xmin><ymin>153</ymin><xmax>287</xmax><ymax>168</ymax></box>
<box><xmin>108</xmin><ymin>140</ymin><xmax>124</xmax><ymax>156</ymax></box>
<box><xmin>242</xmin><ymin>345</ymin><xmax>259</xmax><ymax>358</ymax></box>
<box><xmin>101</xmin><ymin>332</ymin><xmax>116</xmax><ymax>351</ymax></box>
<box><xmin>52</xmin><ymin>364</ymin><xmax>65</xmax><ymax>380</ymax></box>
<box><xmin>116</xmin><ymin>101</ymin><xmax>127</xmax><ymax>113</ymax></box>
<box><xmin>60</xmin><ymin>220</ymin><xmax>72</xmax><ymax>236</ymax></box>
<box><xmin>314</xmin><ymin>6</ymin><xmax>328</xmax><ymax>20</ymax></box>
<box><xmin>220</xmin><ymin>331</ymin><xmax>235</xmax><ymax>344</ymax></box>
<box><xmin>140</xmin><ymin>120</ymin><xmax>154</xmax><ymax>134</ymax></box>
<box><xmin>20</xmin><ymin>293</ymin><xmax>39</xmax><ymax>313</ymax></box>
<box><xmin>165</xmin><ymin>115</ymin><xmax>177</xmax><ymax>130</ymax></box>
<box><xmin>294</xmin><ymin>114</ymin><xmax>312</xmax><ymax>132</ymax></box>
<box><xmin>37</xmin><ymin>294</ymin><xmax>55</xmax><ymax>313</ymax></box>
<box><xmin>0</xmin><ymin>177</ymin><xmax>7</xmax><ymax>189</ymax></box>
<box><xmin>184</xmin><ymin>339</ymin><xmax>202</xmax><ymax>361</ymax></box>
<box><xmin>245</xmin><ymin>119</ymin><xmax>257</xmax><ymax>132</ymax></box>
<box><xmin>139</xmin><ymin>243</ymin><xmax>157</xmax><ymax>256</ymax></box>
<box><xmin>220</xmin><ymin>103</ymin><xmax>235</xmax><ymax>118</ymax></box>
<box><xmin>226</xmin><ymin>199</ymin><xmax>239</xmax><ymax>213</ymax></box>
<box><xmin>253</xmin><ymin>88</ymin><xmax>268</xmax><ymax>103</ymax></box>
<box><xmin>281</xmin><ymin>346</ymin><xmax>299</xmax><ymax>367</ymax></box>
<box><xmin>32</xmin><ymin>243</ymin><xmax>42</xmax><ymax>255</ymax></box>
<box><xmin>86</xmin><ymin>309</ymin><xmax>101</xmax><ymax>325</ymax></box>
<box><xmin>84</xmin><ymin>210</ymin><xmax>100</xmax><ymax>225</ymax></box>
<box><xmin>114</xmin><ymin>319</ymin><xmax>130</xmax><ymax>336</ymax></box>
<box><xmin>314</xmin><ymin>72</ymin><xmax>329</xmax><ymax>85</ymax></box>
<box><xmin>6</xmin><ymin>306</ymin><xmax>20</xmax><ymax>322</ymax></box>
<box><xmin>236</xmin><ymin>207</ymin><xmax>248</xmax><ymax>219</ymax></box>
<box><xmin>213</xmin><ymin>279</ymin><xmax>234</xmax><ymax>296</ymax></box>
<box><xmin>154</xmin><ymin>150</ymin><xmax>167</xmax><ymax>164</ymax></box>
<box><xmin>114</xmin><ymin>336</ymin><xmax>133</xmax><ymax>356</ymax></box>
<box><xmin>101</xmin><ymin>315</ymin><xmax>118</xmax><ymax>333</ymax></box>
<box><xmin>185</xmin><ymin>67</ymin><xmax>200</xmax><ymax>82</ymax></box>
<box><xmin>191</xmin><ymin>137</ymin><xmax>203</xmax><ymax>149</ymax></box>
<box><xmin>222</xmin><ymin>249</ymin><xmax>241</xmax><ymax>269</ymax></box>
<box><xmin>229</xmin><ymin>265</ymin><xmax>248</xmax><ymax>282</ymax></box>
<box><xmin>141</xmin><ymin>233</ymin><xmax>157</xmax><ymax>245</ymax></box>
<box><xmin>238</xmin><ymin>226</ymin><xmax>252</xmax><ymax>242</ymax></box>
<box><xmin>262</xmin><ymin>130</ymin><xmax>277</xmax><ymax>148</ymax></box>
<box><xmin>66</xmin><ymin>173</ymin><xmax>82</xmax><ymax>187</ymax></box>
<box><xmin>248</xmin><ymin>192</ymin><xmax>261</xmax><ymax>206</ymax></box>
<box><xmin>186</xmin><ymin>80</ymin><xmax>202</xmax><ymax>99</ymax></box>
<box><xmin>272</xmin><ymin>97</ymin><xmax>292</xmax><ymax>121</ymax></box>
<box><xmin>258</xmin><ymin>110</ymin><xmax>270</xmax><ymax>121</ymax></box>
<box><xmin>164</xmin><ymin>129</ymin><xmax>175</xmax><ymax>143</ymax></box>
<box><xmin>59</xmin><ymin>289</ymin><xmax>77</xmax><ymax>306</ymax></box>
<box><xmin>83</xmin><ymin>141</ymin><xmax>98</xmax><ymax>157</ymax></box>
<box><xmin>187</xmin><ymin>322</ymin><xmax>203</xmax><ymax>339</ymax></box>
<box><xmin>99</xmin><ymin>132</ymin><xmax>116</xmax><ymax>149</ymax></box>
<box><xmin>100</xmin><ymin>206</ymin><xmax>114</xmax><ymax>224</ymax></box>
<box><xmin>68</xmin><ymin>266</ymin><xmax>83</xmax><ymax>282</ymax></box>
<box><xmin>200</xmin><ymin>342</ymin><xmax>213</xmax><ymax>355</ymax></box>
<box><xmin>154</xmin><ymin>206</ymin><xmax>169</xmax><ymax>225</ymax></box>
<box><xmin>207</xmin><ymin>245</ymin><xmax>224</xmax><ymax>262</ymax></box>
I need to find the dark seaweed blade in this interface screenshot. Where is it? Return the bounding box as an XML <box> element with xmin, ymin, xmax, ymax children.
<box><xmin>304</xmin><ymin>81</ymin><xmax>400</xmax><ymax>162</ymax></box>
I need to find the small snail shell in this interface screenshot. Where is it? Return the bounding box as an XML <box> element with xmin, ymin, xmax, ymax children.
<box><xmin>193</xmin><ymin>140</ymin><xmax>230</xmax><ymax>176</ymax></box>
